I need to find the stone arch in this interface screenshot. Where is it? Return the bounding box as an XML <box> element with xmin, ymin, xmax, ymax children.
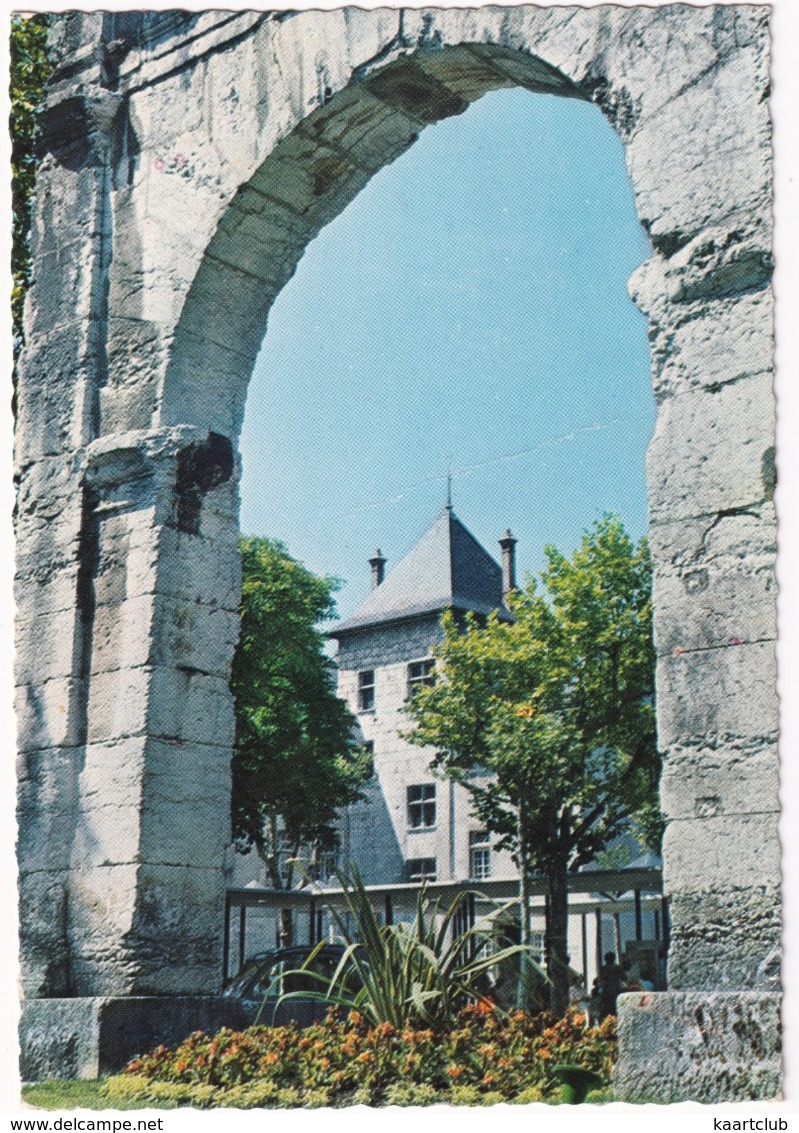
<box><xmin>17</xmin><ymin>7</ymin><xmax>778</xmax><ymax>1095</ymax></box>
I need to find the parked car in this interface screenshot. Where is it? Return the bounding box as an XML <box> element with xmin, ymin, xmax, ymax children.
<box><xmin>223</xmin><ymin>943</ymin><xmax>356</xmax><ymax>1025</ymax></box>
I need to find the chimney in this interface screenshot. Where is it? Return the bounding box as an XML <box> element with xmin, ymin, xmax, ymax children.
<box><xmin>369</xmin><ymin>548</ymin><xmax>386</xmax><ymax>589</ymax></box>
<box><xmin>498</xmin><ymin>529</ymin><xmax>517</xmax><ymax>597</ymax></box>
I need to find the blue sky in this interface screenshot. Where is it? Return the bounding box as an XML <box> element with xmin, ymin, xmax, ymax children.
<box><xmin>239</xmin><ymin>86</ymin><xmax>654</xmax><ymax>620</ymax></box>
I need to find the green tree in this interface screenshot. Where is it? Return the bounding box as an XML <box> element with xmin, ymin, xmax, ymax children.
<box><xmin>10</xmin><ymin>14</ymin><xmax>51</xmax><ymax>354</ymax></box>
<box><xmin>405</xmin><ymin>516</ymin><xmax>657</xmax><ymax>1016</ymax></box>
<box><xmin>231</xmin><ymin>537</ymin><xmax>372</xmax><ymax>942</ymax></box>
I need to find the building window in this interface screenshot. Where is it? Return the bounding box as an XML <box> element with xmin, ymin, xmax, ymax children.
<box><xmin>407</xmin><ymin>658</ymin><xmax>435</xmax><ymax>699</ymax></box>
<box><xmin>406</xmin><ymin>857</ymin><xmax>437</xmax><ymax>883</ymax></box>
<box><xmin>469</xmin><ymin>830</ymin><xmax>492</xmax><ymax>880</ymax></box>
<box><xmin>407</xmin><ymin>783</ymin><xmax>436</xmax><ymax>830</ymax></box>
<box><xmin>316</xmin><ymin>850</ymin><xmax>339</xmax><ymax>884</ymax></box>
<box><xmin>358</xmin><ymin>670</ymin><xmax>375</xmax><ymax>711</ymax></box>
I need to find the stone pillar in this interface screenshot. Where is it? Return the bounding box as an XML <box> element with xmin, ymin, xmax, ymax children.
<box><xmin>19</xmin><ymin>428</ymin><xmax>243</xmax><ymax>1076</ymax></box>
<box><xmin>68</xmin><ymin>427</ymin><xmax>239</xmax><ymax>996</ymax></box>
<box><xmin>615</xmin><ymin>204</ymin><xmax>779</xmax><ymax>1104</ymax></box>
<box><xmin>16</xmin><ymin>15</ymin><xmax>125</xmax><ymax>1000</ymax></box>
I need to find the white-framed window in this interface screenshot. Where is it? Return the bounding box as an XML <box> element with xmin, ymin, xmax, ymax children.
<box><xmin>406</xmin><ymin>857</ymin><xmax>437</xmax><ymax>883</ymax></box>
<box><xmin>469</xmin><ymin>830</ymin><xmax>492</xmax><ymax>880</ymax></box>
<box><xmin>407</xmin><ymin>783</ymin><xmax>436</xmax><ymax>830</ymax></box>
<box><xmin>358</xmin><ymin>669</ymin><xmax>375</xmax><ymax>711</ymax></box>
<box><xmin>407</xmin><ymin>658</ymin><xmax>435</xmax><ymax>698</ymax></box>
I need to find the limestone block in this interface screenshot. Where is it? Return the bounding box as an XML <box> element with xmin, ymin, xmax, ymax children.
<box><xmin>176</xmin><ymin>261</ymin><xmax>276</xmax><ymax>364</ymax></box>
<box><xmin>647</xmin><ymin>372</ymin><xmax>775</xmax><ymax>523</ymax></box>
<box><xmin>17</xmin><ymin>746</ymin><xmax>80</xmax><ymax>873</ymax></box>
<box><xmin>107</xmin><ymin>255</ymin><xmax>192</xmax><ymax>339</ymax></box>
<box><xmin>632</xmin><ymin>219</ymin><xmax>771</xmax><ymax>315</ymax></box>
<box><xmin>656</xmin><ymin>640</ymin><xmax>777</xmax><ymax>749</ymax></box>
<box><xmin>615</xmin><ymin>990</ymin><xmax>780</xmax><ymax>1102</ymax></box>
<box><xmin>659</xmin><ymin>738</ymin><xmax>779</xmax><ymax>822</ymax></box>
<box><xmin>19</xmin><ymin>996</ymin><xmax>246</xmax><ymax>1079</ymax></box>
<box><xmin>156</xmin><ymin>526</ymin><xmax>242</xmax><ymax>607</ymax></box>
<box><xmin>652</xmin><ymin>560</ymin><xmax>776</xmax><ymax>655</ymax></box>
<box><xmin>339</xmin><ymin>7</ymin><xmax>400</xmax><ymax>71</ymax></box>
<box><xmin>299</xmin><ymin>82</ymin><xmax>421</xmax><ymax>177</ymax></box>
<box><xmin>14</xmin><ymin>509</ymin><xmax>82</xmax><ymax>581</ymax></box>
<box><xmin>72</xmin><ymin>793</ymin><xmax>144</xmax><ymax>871</ymax></box>
<box><xmin>15</xmin><ymin>320</ymin><xmax>103</xmax><ymax>463</ymax></box>
<box><xmin>207</xmin><ymin>188</ymin><xmax>316</xmax><ymax>288</ymax></box>
<box><xmin>103</xmin><ymin>316</ymin><xmax>169</xmax><ymax>432</ymax></box>
<box><xmin>625</xmin><ymin>42</ymin><xmax>770</xmax><ymax>245</ymax></box>
<box><xmin>667</xmin><ymin>884</ymin><xmax>780</xmax><ymax>991</ymax></box>
<box><xmin>150</xmin><ymin>594</ymin><xmax>240</xmax><ymax>676</ymax></box>
<box><xmin>71</xmin><ymin>736</ymin><xmax>230</xmax><ymax>870</ymax></box>
<box><xmin>75</xmin><ymin>737</ymin><xmax>146</xmax><ymax>809</ymax></box>
<box><xmin>86</xmin><ymin>666</ymin><xmax>152</xmax><ymax>744</ymax></box>
<box><xmin>194</xmin><ymin>493</ymin><xmax>241</xmax><ymax>545</ymax></box>
<box><xmin>16</xmin><ymin>675</ymin><xmax>87</xmax><ymax>752</ymax></box>
<box><xmin>596</xmin><ymin>6</ymin><xmax>722</xmax><ymax>125</ymax></box>
<box><xmin>15</xmin><ymin>453</ymin><xmax>81</xmax><ymax>522</ymax></box>
<box><xmin>649</xmin><ymin>501</ymin><xmax>776</xmax><ymax>567</ymax></box>
<box><xmin>68</xmin><ymin>862</ymin><xmax>141</xmax><ymax>969</ymax></box>
<box><xmin>413</xmin><ymin>45</ymin><xmax>515</xmax><ymax>103</ymax></box>
<box><xmin>159</xmin><ymin>329</ymin><xmax>253</xmax><ymax>435</ymax></box>
<box><xmin>28</xmin><ymin>160</ymin><xmax>109</xmax><ymax>262</ymax></box>
<box><xmin>663</xmin><ymin>811</ymin><xmax>779</xmax><ymax>893</ymax></box>
<box><xmin>15</xmin><ymin>606</ymin><xmax>83</xmax><ymax>687</ymax></box>
<box><xmin>246</xmin><ymin>128</ymin><xmax>373</xmax><ymax>225</ymax></box>
<box><xmin>148</xmin><ymin>666</ymin><xmax>236</xmax><ymax>748</ymax></box>
<box><xmin>68</xmin><ymin>863</ymin><xmax>225</xmax><ymax>995</ymax></box>
<box><xmin>93</xmin><ymin>511</ymin><xmax>240</xmax><ymax>613</ymax></box>
<box><xmin>90</xmin><ymin>593</ymin><xmax>156</xmax><ymax>674</ymax></box>
<box><xmin>25</xmin><ymin>236</ymin><xmax>106</xmax><ymax>339</ymax></box>
<box><xmin>17</xmin><ymin>871</ymin><xmax>71</xmax><ymax>997</ymax></box>
<box><xmin>267</xmin><ymin>9</ymin><xmax>365</xmax><ymax>130</ymax></box>
<box><xmin>139</xmin><ymin>774</ymin><xmax>231</xmax><ymax>867</ymax></box>
<box><xmin>15</xmin><ymin>567</ymin><xmax>81</xmax><ymax>635</ymax></box>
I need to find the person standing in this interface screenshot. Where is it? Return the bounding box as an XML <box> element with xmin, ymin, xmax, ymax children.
<box><xmin>597</xmin><ymin>951</ymin><xmax>624</xmax><ymax>1020</ymax></box>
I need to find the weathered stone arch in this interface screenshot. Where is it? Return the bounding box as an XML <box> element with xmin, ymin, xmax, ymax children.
<box><xmin>17</xmin><ymin>7</ymin><xmax>778</xmax><ymax>1096</ymax></box>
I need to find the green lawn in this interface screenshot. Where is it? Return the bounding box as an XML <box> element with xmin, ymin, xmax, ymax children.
<box><xmin>22</xmin><ymin>1079</ymin><xmax>615</xmax><ymax>1110</ymax></box>
<box><xmin>22</xmin><ymin>1081</ymin><xmax>178</xmax><ymax>1111</ymax></box>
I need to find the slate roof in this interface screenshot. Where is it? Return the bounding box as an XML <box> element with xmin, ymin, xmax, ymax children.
<box><xmin>331</xmin><ymin>506</ymin><xmax>511</xmax><ymax>636</ymax></box>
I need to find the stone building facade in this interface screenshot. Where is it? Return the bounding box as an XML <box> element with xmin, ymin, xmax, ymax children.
<box><xmin>330</xmin><ymin>504</ymin><xmax>518</xmax><ymax>889</ymax></box>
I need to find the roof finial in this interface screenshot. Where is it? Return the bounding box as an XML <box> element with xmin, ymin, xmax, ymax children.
<box><xmin>446</xmin><ymin>465</ymin><xmax>453</xmax><ymax>511</ymax></box>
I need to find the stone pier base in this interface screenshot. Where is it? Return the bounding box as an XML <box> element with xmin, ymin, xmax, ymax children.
<box><xmin>20</xmin><ymin>997</ymin><xmax>246</xmax><ymax>1081</ymax></box>
<box><xmin>615</xmin><ymin>991</ymin><xmax>781</xmax><ymax>1103</ymax></box>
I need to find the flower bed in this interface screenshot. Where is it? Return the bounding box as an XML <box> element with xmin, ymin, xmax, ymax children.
<box><xmin>102</xmin><ymin>1004</ymin><xmax>616</xmax><ymax>1109</ymax></box>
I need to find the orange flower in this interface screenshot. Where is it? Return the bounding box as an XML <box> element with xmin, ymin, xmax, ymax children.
<box><xmin>447</xmin><ymin>1065</ymin><xmax>465</xmax><ymax>1079</ymax></box>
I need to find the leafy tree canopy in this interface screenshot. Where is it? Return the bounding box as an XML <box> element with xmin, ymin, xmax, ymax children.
<box><xmin>405</xmin><ymin>515</ymin><xmax>658</xmax><ymax>1013</ymax></box>
<box><xmin>231</xmin><ymin>536</ymin><xmax>372</xmax><ymax>891</ymax></box>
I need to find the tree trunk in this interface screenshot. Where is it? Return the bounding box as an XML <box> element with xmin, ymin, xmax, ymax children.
<box><xmin>516</xmin><ymin>798</ymin><xmax>535</xmax><ymax>1011</ymax></box>
<box><xmin>547</xmin><ymin>858</ymin><xmax>570</xmax><ymax>1017</ymax></box>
